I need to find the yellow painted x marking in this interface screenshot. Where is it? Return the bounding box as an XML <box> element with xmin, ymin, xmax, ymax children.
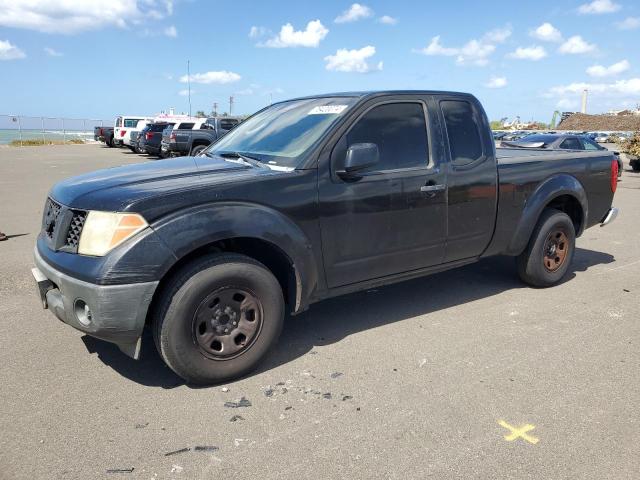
<box><xmin>498</xmin><ymin>420</ymin><xmax>539</xmax><ymax>444</ymax></box>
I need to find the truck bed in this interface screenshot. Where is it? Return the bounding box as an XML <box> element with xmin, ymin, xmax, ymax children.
<box><xmin>485</xmin><ymin>147</ymin><xmax>615</xmax><ymax>257</ymax></box>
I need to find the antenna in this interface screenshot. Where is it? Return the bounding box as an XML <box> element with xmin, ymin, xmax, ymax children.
<box><xmin>187</xmin><ymin>60</ymin><xmax>192</xmax><ymax>118</ymax></box>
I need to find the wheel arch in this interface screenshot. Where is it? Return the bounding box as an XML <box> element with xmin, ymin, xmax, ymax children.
<box><xmin>148</xmin><ymin>202</ymin><xmax>318</xmax><ymax>317</ymax></box>
<box><xmin>506</xmin><ymin>174</ymin><xmax>587</xmax><ymax>255</ymax></box>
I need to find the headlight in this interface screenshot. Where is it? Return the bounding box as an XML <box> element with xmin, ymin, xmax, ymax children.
<box><xmin>78</xmin><ymin>211</ymin><xmax>148</xmax><ymax>256</ymax></box>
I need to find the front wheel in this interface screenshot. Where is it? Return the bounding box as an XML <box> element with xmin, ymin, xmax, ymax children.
<box><xmin>517</xmin><ymin>208</ymin><xmax>576</xmax><ymax>288</ymax></box>
<box><xmin>152</xmin><ymin>253</ymin><xmax>284</xmax><ymax>384</ymax></box>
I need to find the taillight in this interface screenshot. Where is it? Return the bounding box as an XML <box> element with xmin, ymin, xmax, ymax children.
<box><xmin>146</xmin><ymin>132</ymin><xmax>153</xmax><ymax>140</ymax></box>
<box><xmin>120</xmin><ymin>130</ymin><xmax>126</xmax><ymax>137</ymax></box>
<box><xmin>170</xmin><ymin>132</ymin><xmax>176</xmax><ymax>142</ymax></box>
<box><xmin>611</xmin><ymin>159</ymin><xmax>618</xmax><ymax>193</ymax></box>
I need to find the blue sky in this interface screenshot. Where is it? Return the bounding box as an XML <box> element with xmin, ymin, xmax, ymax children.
<box><xmin>0</xmin><ymin>0</ymin><xmax>639</xmax><ymax>123</ymax></box>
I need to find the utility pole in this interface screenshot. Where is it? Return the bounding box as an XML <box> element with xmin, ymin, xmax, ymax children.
<box><xmin>581</xmin><ymin>89</ymin><xmax>588</xmax><ymax>114</ymax></box>
<box><xmin>212</xmin><ymin>102</ymin><xmax>218</xmax><ymax>117</ymax></box>
<box><xmin>187</xmin><ymin>60</ymin><xmax>192</xmax><ymax>118</ymax></box>
<box><xmin>229</xmin><ymin>96</ymin><xmax>234</xmax><ymax>116</ymax></box>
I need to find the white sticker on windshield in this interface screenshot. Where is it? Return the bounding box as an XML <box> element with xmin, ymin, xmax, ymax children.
<box><xmin>308</xmin><ymin>105</ymin><xmax>348</xmax><ymax>115</ymax></box>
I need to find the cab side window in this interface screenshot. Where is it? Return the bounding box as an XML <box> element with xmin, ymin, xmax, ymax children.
<box><xmin>345</xmin><ymin>102</ymin><xmax>429</xmax><ymax>171</ymax></box>
<box><xmin>440</xmin><ymin>100</ymin><xmax>483</xmax><ymax>167</ymax></box>
<box><xmin>559</xmin><ymin>137</ymin><xmax>583</xmax><ymax>150</ymax></box>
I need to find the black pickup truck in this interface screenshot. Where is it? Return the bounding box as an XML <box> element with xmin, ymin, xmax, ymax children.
<box><xmin>161</xmin><ymin>117</ymin><xmax>240</xmax><ymax>157</ymax></box>
<box><xmin>33</xmin><ymin>91</ymin><xmax>618</xmax><ymax>384</ymax></box>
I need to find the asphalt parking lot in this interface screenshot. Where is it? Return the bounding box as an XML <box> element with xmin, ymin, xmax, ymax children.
<box><xmin>0</xmin><ymin>144</ymin><xmax>638</xmax><ymax>479</ymax></box>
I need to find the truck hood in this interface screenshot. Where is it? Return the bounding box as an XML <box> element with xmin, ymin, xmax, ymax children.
<box><xmin>50</xmin><ymin>155</ymin><xmax>267</xmax><ymax>212</ymax></box>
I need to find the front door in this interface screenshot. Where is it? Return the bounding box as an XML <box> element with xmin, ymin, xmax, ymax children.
<box><xmin>319</xmin><ymin>98</ymin><xmax>447</xmax><ymax>288</ymax></box>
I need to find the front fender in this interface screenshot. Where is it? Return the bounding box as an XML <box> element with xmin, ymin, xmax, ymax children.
<box><xmin>151</xmin><ymin>202</ymin><xmax>318</xmax><ymax>311</ymax></box>
<box><xmin>506</xmin><ymin>174</ymin><xmax>588</xmax><ymax>255</ymax></box>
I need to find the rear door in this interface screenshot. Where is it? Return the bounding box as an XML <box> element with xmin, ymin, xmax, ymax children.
<box><xmin>319</xmin><ymin>96</ymin><xmax>448</xmax><ymax>287</ymax></box>
<box><xmin>437</xmin><ymin>96</ymin><xmax>498</xmax><ymax>262</ymax></box>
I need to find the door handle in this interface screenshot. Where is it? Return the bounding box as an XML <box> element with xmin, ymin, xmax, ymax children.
<box><xmin>420</xmin><ymin>184</ymin><xmax>445</xmax><ymax>193</ymax></box>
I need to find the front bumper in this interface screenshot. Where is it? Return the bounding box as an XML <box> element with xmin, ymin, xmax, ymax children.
<box><xmin>33</xmin><ymin>247</ymin><xmax>158</xmax><ymax>359</ymax></box>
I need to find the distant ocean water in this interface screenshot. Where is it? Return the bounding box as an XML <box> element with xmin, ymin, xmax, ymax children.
<box><xmin>0</xmin><ymin>129</ymin><xmax>96</xmax><ymax>145</ymax></box>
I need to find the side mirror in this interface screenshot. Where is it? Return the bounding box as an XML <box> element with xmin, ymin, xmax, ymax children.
<box><xmin>338</xmin><ymin>143</ymin><xmax>379</xmax><ymax>179</ymax></box>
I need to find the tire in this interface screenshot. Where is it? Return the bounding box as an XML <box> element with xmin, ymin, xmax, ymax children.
<box><xmin>152</xmin><ymin>253</ymin><xmax>285</xmax><ymax>384</ymax></box>
<box><xmin>517</xmin><ymin>208</ymin><xmax>576</xmax><ymax>288</ymax></box>
<box><xmin>631</xmin><ymin>159</ymin><xmax>640</xmax><ymax>172</ymax></box>
<box><xmin>106</xmin><ymin>137</ymin><xmax>113</xmax><ymax>148</ymax></box>
<box><xmin>190</xmin><ymin>145</ymin><xmax>207</xmax><ymax>156</ymax></box>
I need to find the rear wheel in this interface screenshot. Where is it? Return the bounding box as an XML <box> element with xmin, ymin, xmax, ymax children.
<box><xmin>630</xmin><ymin>159</ymin><xmax>640</xmax><ymax>172</ymax></box>
<box><xmin>153</xmin><ymin>253</ymin><xmax>284</xmax><ymax>384</ymax></box>
<box><xmin>190</xmin><ymin>145</ymin><xmax>207</xmax><ymax>156</ymax></box>
<box><xmin>517</xmin><ymin>208</ymin><xmax>576</xmax><ymax>288</ymax></box>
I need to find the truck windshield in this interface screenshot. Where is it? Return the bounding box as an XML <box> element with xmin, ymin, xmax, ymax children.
<box><xmin>207</xmin><ymin>97</ymin><xmax>357</xmax><ymax>168</ymax></box>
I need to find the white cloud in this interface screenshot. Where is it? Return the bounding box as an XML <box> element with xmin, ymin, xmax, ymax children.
<box><xmin>44</xmin><ymin>47</ymin><xmax>63</xmax><ymax>57</ymax></box>
<box><xmin>556</xmin><ymin>98</ymin><xmax>579</xmax><ymax>109</ymax></box>
<box><xmin>547</xmin><ymin>78</ymin><xmax>640</xmax><ymax>97</ymax></box>
<box><xmin>485</xmin><ymin>76</ymin><xmax>507</xmax><ymax>88</ymax></box>
<box><xmin>164</xmin><ymin>25</ymin><xmax>177</xmax><ymax>38</ymax></box>
<box><xmin>0</xmin><ymin>39</ymin><xmax>25</xmax><ymax>60</ymax></box>
<box><xmin>578</xmin><ymin>0</ymin><xmax>620</xmax><ymax>14</ymax></box>
<box><xmin>260</xmin><ymin>20</ymin><xmax>328</xmax><ymax>48</ymax></box>
<box><xmin>616</xmin><ymin>17</ymin><xmax>640</xmax><ymax>30</ymax></box>
<box><xmin>508</xmin><ymin>45</ymin><xmax>547</xmax><ymax>61</ymax></box>
<box><xmin>530</xmin><ymin>22</ymin><xmax>563</xmax><ymax>42</ymax></box>
<box><xmin>378</xmin><ymin>15</ymin><xmax>397</xmax><ymax>25</ymax></box>
<box><xmin>179</xmin><ymin>71</ymin><xmax>241</xmax><ymax>84</ymax></box>
<box><xmin>178</xmin><ymin>89</ymin><xmax>194</xmax><ymax>96</ymax></box>
<box><xmin>0</xmin><ymin>0</ymin><xmax>174</xmax><ymax>34</ymax></box>
<box><xmin>586</xmin><ymin>59</ymin><xmax>630</xmax><ymax>77</ymax></box>
<box><xmin>249</xmin><ymin>26</ymin><xmax>269</xmax><ymax>38</ymax></box>
<box><xmin>324</xmin><ymin>45</ymin><xmax>382</xmax><ymax>73</ymax></box>
<box><xmin>558</xmin><ymin>35</ymin><xmax>596</xmax><ymax>54</ymax></box>
<box><xmin>335</xmin><ymin>3</ymin><xmax>373</xmax><ymax>23</ymax></box>
<box><xmin>413</xmin><ymin>27</ymin><xmax>510</xmax><ymax>66</ymax></box>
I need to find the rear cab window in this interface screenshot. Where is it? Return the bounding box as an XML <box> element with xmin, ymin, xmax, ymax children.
<box><xmin>124</xmin><ymin>118</ymin><xmax>142</xmax><ymax>128</ymax></box>
<box><xmin>220</xmin><ymin>119</ymin><xmax>239</xmax><ymax>130</ymax></box>
<box><xmin>177</xmin><ymin>122</ymin><xmax>195</xmax><ymax>130</ymax></box>
<box><xmin>440</xmin><ymin>100</ymin><xmax>484</xmax><ymax>166</ymax></box>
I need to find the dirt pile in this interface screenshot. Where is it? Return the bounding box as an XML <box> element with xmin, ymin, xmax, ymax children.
<box><xmin>557</xmin><ymin>113</ymin><xmax>640</xmax><ymax>131</ymax></box>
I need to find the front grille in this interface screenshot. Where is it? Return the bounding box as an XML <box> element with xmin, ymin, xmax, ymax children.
<box><xmin>43</xmin><ymin>198</ymin><xmax>61</xmax><ymax>239</ymax></box>
<box><xmin>65</xmin><ymin>210</ymin><xmax>87</xmax><ymax>248</ymax></box>
<box><xmin>41</xmin><ymin>197</ymin><xmax>88</xmax><ymax>253</ymax></box>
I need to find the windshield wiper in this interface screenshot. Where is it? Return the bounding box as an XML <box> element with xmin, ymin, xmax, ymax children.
<box><xmin>216</xmin><ymin>151</ymin><xmax>265</xmax><ymax>168</ymax></box>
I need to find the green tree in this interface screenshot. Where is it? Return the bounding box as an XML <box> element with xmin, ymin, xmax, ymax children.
<box><xmin>490</xmin><ymin>120</ymin><xmax>503</xmax><ymax>130</ymax></box>
<box><xmin>195</xmin><ymin>110</ymin><xmax>206</xmax><ymax>117</ymax></box>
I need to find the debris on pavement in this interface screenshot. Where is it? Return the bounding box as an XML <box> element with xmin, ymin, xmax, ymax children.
<box><xmin>164</xmin><ymin>448</ymin><xmax>190</xmax><ymax>457</ymax></box>
<box><xmin>419</xmin><ymin>359</ymin><xmax>427</xmax><ymax>368</ymax></box>
<box><xmin>264</xmin><ymin>388</ymin><xmax>274</xmax><ymax>397</ymax></box>
<box><xmin>330</xmin><ymin>372</ymin><xmax>343</xmax><ymax>379</ymax></box>
<box><xmin>230</xmin><ymin>415</ymin><xmax>245</xmax><ymax>422</ymax></box>
<box><xmin>170</xmin><ymin>465</ymin><xmax>183</xmax><ymax>473</ymax></box>
<box><xmin>106</xmin><ymin>468</ymin><xmax>134</xmax><ymax>473</ymax></box>
<box><xmin>224</xmin><ymin>397</ymin><xmax>252</xmax><ymax>408</ymax></box>
<box><xmin>221</xmin><ymin>387</ymin><xmax>229</xmax><ymax>392</ymax></box>
<box><xmin>134</xmin><ymin>422</ymin><xmax>148</xmax><ymax>429</ymax></box>
<box><xmin>194</xmin><ymin>446</ymin><xmax>219</xmax><ymax>452</ymax></box>
<box><xmin>323</xmin><ymin>393</ymin><xmax>332</xmax><ymax>399</ymax></box>
<box><xmin>342</xmin><ymin>395</ymin><xmax>353</xmax><ymax>401</ymax></box>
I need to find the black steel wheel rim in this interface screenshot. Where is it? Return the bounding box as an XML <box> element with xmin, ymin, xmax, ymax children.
<box><xmin>192</xmin><ymin>287</ymin><xmax>263</xmax><ymax>360</ymax></box>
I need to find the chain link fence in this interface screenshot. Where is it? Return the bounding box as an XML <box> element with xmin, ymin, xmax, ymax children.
<box><xmin>0</xmin><ymin>115</ymin><xmax>113</xmax><ymax>146</ymax></box>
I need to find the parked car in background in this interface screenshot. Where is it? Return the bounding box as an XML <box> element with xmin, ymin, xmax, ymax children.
<box><xmin>94</xmin><ymin>126</ymin><xmax>114</xmax><ymax>147</ymax></box>
<box><xmin>138</xmin><ymin>122</ymin><xmax>175</xmax><ymax>157</ymax></box>
<box><xmin>33</xmin><ymin>90</ymin><xmax>618</xmax><ymax>384</ymax></box>
<box><xmin>501</xmin><ymin>133</ymin><xmax>622</xmax><ymax>176</ymax></box>
<box><xmin>594</xmin><ymin>133</ymin><xmax>611</xmax><ymax>143</ymax></box>
<box><xmin>162</xmin><ymin>117</ymin><xmax>241</xmax><ymax>157</ymax></box>
<box><xmin>114</xmin><ymin>115</ymin><xmax>152</xmax><ymax>147</ymax></box>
